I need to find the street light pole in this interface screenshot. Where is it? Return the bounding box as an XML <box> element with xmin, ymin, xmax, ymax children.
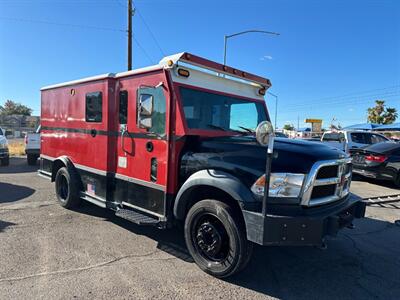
<box><xmin>223</xmin><ymin>29</ymin><xmax>280</xmax><ymax>65</ymax></box>
<box><xmin>267</xmin><ymin>91</ymin><xmax>278</xmax><ymax>129</ymax></box>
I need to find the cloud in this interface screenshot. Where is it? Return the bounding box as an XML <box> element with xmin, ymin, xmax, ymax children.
<box><xmin>260</xmin><ymin>55</ymin><xmax>273</xmax><ymax>61</ymax></box>
<box><xmin>348</xmin><ymin>108</ymin><xmax>354</xmax><ymax>112</ymax></box>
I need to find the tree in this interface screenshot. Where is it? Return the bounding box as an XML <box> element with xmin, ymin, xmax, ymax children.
<box><xmin>0</xmin><ymin>100</ymin><xmax>33</xmax><ymax>116</ymax></box>
<box><xmin>367</xmin><ymin>100</ymin><xmax>397</xmax><ymax>124</ymax></box>
<box><xmin>283</xmin><ymin>124</ymin><xmax>295</xmax><ymax>131</ymax></box>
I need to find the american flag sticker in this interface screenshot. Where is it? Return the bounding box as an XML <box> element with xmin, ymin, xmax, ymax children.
<box><xmin>87</xmin><ymin>183</ymin><xmax>96</xmax><ymax>195</ymax></box>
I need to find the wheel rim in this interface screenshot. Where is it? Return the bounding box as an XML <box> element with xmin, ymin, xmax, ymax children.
<box><xmin>56</xmin><ymin>174</ymin><xmax>69</xmax><ymax>201</ymax></box>
<box><xmin>191</xmin><ymin>213</ymin><xmax>230</xmax><ymax>262</ymax></box>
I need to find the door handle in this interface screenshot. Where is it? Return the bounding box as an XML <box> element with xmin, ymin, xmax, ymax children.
<box><xmin>121</xmin><ymin>129</ymin><xmax>128</xmax><ymax>153</ymax></box>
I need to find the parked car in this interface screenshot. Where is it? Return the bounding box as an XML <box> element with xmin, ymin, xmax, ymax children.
<box><xmin>274</xmin><ymin>131</ymin><xmax>288</xmax><ymax>138</ymax></box>
<box><xmin>25</xmin><ymin>125</ymin><xmax>41</xmax><ymax>165</ymax></box>
<box><xmin>0</xmin><ymin>127</ymin><xmax>10</xmax><ymax>166</ymax></box>
<box><xmin>321</xmin><ymin>130</ymin><xmax>389</xmax><ymax>152</ymax></box>
<box><xmin>351</xmin><ymin>142</ymin><xmax>400</xmax><ymax>187</ymax></box>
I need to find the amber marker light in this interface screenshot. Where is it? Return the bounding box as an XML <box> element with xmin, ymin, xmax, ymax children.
<box><xmin>258</xmin><ymin>87</ymin><xmax>266</xmax><ymax>96</ymax></box>
<box><xmin>167</xmin><ymin>60</ymin><xmax>174</xmax><ymax>67</ymax></box>
<box><xmin>177</xmin><ymin>68</ymin><xmax>190</xmax><ymax>77</ymax></box>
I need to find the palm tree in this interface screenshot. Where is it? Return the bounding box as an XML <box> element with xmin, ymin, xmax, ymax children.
<box><xmin>367</xmin><ymin>100</ymin><xmax>397</xmax><ymax>124</ymax></box>
<box><xmin>383</xmin><ymin>108</ymin><xmax>398</xmax><ymax>124</ymax></box>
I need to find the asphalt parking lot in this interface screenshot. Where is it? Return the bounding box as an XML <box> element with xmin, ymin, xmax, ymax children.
<box><xmin>1</xmin><ymin>157</ymin><xmax>399</xmax><ymax>300</ymax></box>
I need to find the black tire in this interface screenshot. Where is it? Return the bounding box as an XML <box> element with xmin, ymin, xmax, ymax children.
<box><xmin>184</xmin><ymin>199</ymin><xmax>253</xmax><ymax>278</ymax></box>
<box><xmin>395</xmin><ymin>173</ymin><xmax>400</xmax><ymax>188</ymax></box>
<box><xmin>1</xmin><ymin>156</ymin><xmax>9</xmax><ymax>166</ymax></box>
<box><xmin>27</xmin><ymin>154</ymin><xmax>38</xmax><ymax>165</ymax></box>
<box><xmin>55</xmin><ymin>167</ymin><xmax>82</xmax><ymax>209</ymax></box>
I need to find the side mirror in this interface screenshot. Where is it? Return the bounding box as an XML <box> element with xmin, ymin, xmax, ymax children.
<box><xmin>255</xmin><ymin>121</ymin><xmax>274</xmax><ymax>147</ymax></box>
<box><xmin>139</xmin><ymin>94</ymin><xmax>153</xmax><ymax>117</ymax></box>
<box><xmin>138</xmin><ymin>94</ymin><xmax>154</xmax><ymax>129</ymax></box>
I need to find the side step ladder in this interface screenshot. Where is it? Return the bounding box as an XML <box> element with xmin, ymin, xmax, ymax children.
<box><xmin>115</xmin><ymin>208</ymin><xmax>162</xmax><ymax>227</ymax></box>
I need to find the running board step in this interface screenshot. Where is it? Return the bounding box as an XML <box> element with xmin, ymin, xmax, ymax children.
<box><xmin>115</xmin><ymin>209</ymin><xmax>160</xmax><ymax>226</ymax></box>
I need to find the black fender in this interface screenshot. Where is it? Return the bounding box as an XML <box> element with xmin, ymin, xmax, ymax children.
<box><xmin>51</xmin><ymin>156</ymin><xmax>77</xmax><ymax>182</ymax></box>
<box><xmin>173</xmin><ymin>169</ymin><xmax>257</xmax><ymax>220</ymax></box>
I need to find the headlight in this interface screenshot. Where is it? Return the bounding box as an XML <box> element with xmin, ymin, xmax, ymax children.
<box><xmin>251</xmin><ymin>173</ymin><xmax>305</xmax><ymax>198</ymax></box>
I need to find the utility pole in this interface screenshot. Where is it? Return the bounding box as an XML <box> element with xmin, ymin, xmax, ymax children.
<box><xmin>127</xmin><ymin>0</ymin><xmax>133</xmax><ymax>70</ymax></box>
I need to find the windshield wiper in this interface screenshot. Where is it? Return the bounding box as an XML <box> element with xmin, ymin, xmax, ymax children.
<box><xmin>207</xmin><ymin>124</ymin><xmax>227</xmax><ymax>131</ymax></box>
<box><xmin>207</xmin><ymin>124</ymin><xmax>253</xmax><ymax>136</ymax></box>
<box><xmin>238</xmin><ymin>126</ymin><xmax>255</xmax><ymax>133</ymax></box>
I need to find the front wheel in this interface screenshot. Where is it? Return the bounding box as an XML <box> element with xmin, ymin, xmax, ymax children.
<box><xmin>184</xmin><ymin>199</ymin><xmax>253</xmax><ymax>278</ymax></box>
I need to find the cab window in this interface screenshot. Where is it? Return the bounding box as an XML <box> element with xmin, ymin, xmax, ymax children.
<box><xmin>350</xmin><ymin>132</ymin><xmax>368</xmax><ymax>144</ymax></box>
<box><xmin>370</xmin><ymin>134</ymin><xmax>388</xmax><ymax>144</ymax></box>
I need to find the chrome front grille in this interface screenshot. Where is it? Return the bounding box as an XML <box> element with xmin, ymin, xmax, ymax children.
<box><xmin>301</xmin><ymin>158</ymin><xmax>352</xmax><ymax>207</ymax></box>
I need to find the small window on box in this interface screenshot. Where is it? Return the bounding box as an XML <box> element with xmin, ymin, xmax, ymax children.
<box><xmin>86</xmin><ymin>91</ymin><xmax>102</xmax><ymax>122</ymax></box>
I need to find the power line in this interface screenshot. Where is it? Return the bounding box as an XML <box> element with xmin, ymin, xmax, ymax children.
<box><xmin>283</xmin><ymin>94</ymin><xmax>400</xmax><ymax>112</ymax></box>
<box><xmin>283</xmin><ymin>90</ymin><xmax>400</xmax><ymax>111</ymax></box>
<box><xmin>135</xmin><ymin>8</ymin><xmax>166</xmax><ymax>56</ymax></box>
<box><xmin>114</xmin><ymin>0</ymin><xmax>165</xmax><ymax>56</ymax></box>
<box><xmin>286</xmin><ymin>85</ymin><xmax>400</xmax><ymax>109</ymax></box>
<box><xmin>0</xmin><ymin>16</ymin><xmax>126</xmax><ymax>32</ymax></box>
<box><xmin>0</xmin><ymin>15</ymin><xmax>157</xmax><ymax>66</ymax></box>
<box><xmin>133</xmin><ymin>36</ymin><xmax>155</xmax><ymax>64</ymax></box>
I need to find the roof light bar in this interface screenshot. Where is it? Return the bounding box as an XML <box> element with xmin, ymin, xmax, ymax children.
<box><xmin>159</xmin><ymin>52</ymin><xmax>271</xmax><ymax>88</ymax></box>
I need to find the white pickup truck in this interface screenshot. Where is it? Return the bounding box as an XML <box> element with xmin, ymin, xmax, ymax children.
<box><xmin>25</xmin><ymin>126</ymin><xmax>40</xmax><ymax>165</ymax></box>
<box><xmin>321</xmin><ymin>130</ymin><xmax>389</xmax><ymax>152</ymax></box>
<box><xmin>0</xmin><ymin>127</ymin><xmax>10</xmax><ymax>166</ymax></box>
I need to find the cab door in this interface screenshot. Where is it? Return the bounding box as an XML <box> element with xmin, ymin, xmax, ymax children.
<box><xmin>114</xmin><ymin>81</ymin><xmax>169</xmax><ymax>217</ymax></box>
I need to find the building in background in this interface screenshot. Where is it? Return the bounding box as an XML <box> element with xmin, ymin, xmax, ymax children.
<box><xmin>0</xmin><ymin>115</ymin><xmax>40</xmax><ymax>138</ymax></box>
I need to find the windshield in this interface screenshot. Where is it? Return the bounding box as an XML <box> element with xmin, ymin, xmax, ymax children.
<box><xmin>179</xmin><ymin>87</ymin><xmax>267</xmax><ymax>132</ymax></box>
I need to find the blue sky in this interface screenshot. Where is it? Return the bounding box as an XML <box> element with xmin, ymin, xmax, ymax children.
<box><xmin>0</xmin><ymin>0</ymin><xmax>399</xmax><ymax>128</ymax></box>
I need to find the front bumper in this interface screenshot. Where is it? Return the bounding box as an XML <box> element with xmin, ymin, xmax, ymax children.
<box><xmin>243</xmin><ymin>194</ymin><xmax>366</xmax><ymax>246</ymax></box>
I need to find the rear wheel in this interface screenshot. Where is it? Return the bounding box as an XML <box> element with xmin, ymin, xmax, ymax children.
<box><xmin>184</xmin><ymin>199</ymin><xmax>252</xmax><ymax>278</ymax></box>
<box><xmin>1</xmin><ymin>156</ymin><xmax>9</xmax><ymax>166</ymax></box>
<box><xmin>395</xmin><ymin>173</ymin><xmax>400</xmax><ymax>188</ymax></box>
<box><xmin>55</xmin><ymin>167</ymin><xmax>81</xmax><ymax>209</ymax></box>
<box><xmin>27</xmin><ymin>154</ymin><xmax>38</xmax><ymax>165</ymax></box>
